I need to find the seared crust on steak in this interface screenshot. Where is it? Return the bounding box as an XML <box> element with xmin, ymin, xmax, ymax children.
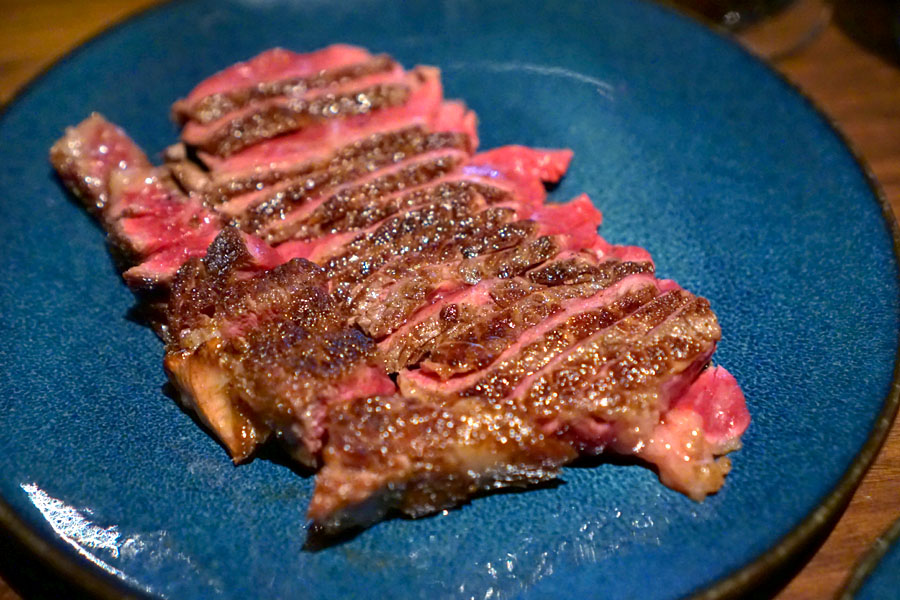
<box><xmin>165</xmin><ymin>227</ymin><xmax>393</xmax><ymax>465</ymax></box>
<box><xmin>309</xmin><ymin>394</ymin><xmax>576</xmax><ymax>533</ymax></box>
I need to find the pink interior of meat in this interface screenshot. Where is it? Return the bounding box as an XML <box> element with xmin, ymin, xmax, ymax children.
<box><xmin>106</xmin><ymin>169</ymin><xmax>174</xmax><ymax>221</ymax></box>
<box><xmin>669</xmin><ymin>366</ymin><xmax>750</xmax><ymax>452</ymax></box>
<box><xmin>123</xmin><ymin>232</ymin><xmax>220</xmax><ymax>287</ymax></box>
<box><xmin>533</xmin><ymin>194</ymin><xmax>604</xmax><ymax>250</ymax></box>
<box><xmin>462</xmin><ymin>146</ymin><xmax>572</xmax><ymax>214</ymax></box>
<box><xmin>432</xmin><ymin>100</ymin><xmax>479</xmax><ymax>149</ymax></box>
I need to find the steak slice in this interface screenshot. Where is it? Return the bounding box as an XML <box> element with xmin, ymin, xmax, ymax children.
<box><xmin>198</xmin><ymin>67</ymin><xmax>458</xmax><ymax>173</ymax></box>
<box><xmin>50</xmin><ymin>113</ymin><xmax>151</xmax><ymax>213</ymax></box>
<box><xmin>189</xmin><ymin>126</ymin><xmax>473</xmax><ymax>209</ymax></box>
<box><xmin>185</xmin><ymin>82</ymin><xmax>412</xmax><ymax>157</ymax></box>
<box><xmin>270</xmin><ymin>180</ymin><xmax>515</xmax><ymax>268</ymax></box>
<box><xmin>309</xmin><ymin>394</ymin><xmax>577</xmax><ymax>533</ymax></box>
<box><xmin>177</xmin><ymin>54</ymin><xmax>399</xmax><ymax>126</ymax></box>
<box><xmin>374</xmin><ymin>262</ymin><xmax>615</xmax><ymax>376</ymax></box>
<box><xmin>335</xmin><ymin>192</ymin><xmax>610</xmax><ymax>343</ymax></box>
<box><xmin>106</xmin><ymin>168</ymin><xmax>221</xmax><ymax>263</ymax></box>
<box><xmin>309</xmin><ymin>286</ymin><xmax>740</xmax><ymax>531</ymax></box>
<box><xmin>259</xmin><ymin>145</ymin><xmax>571</xmax><ymax>246</ymax></box>
<box><xmin>289</xmin><ymin>178</ymin><xmax>509</xmax><ymax>245</ymax></box>
<box><xmin>235</xmin><ymin>147</ymin><xmax>471</xmax><ymax>239</ymax></box>
<box><xmin>412</xmin><ymin>261</ymin><xmax>656</xmax><ymax>378</ymax></box>
<box><xmin>49</xmin><ymin>114</ymin><xmax>226</xmax><ymax>291</ymax></box>
<box><xmin>399</xmin><ymin>273</ymin><xmax>664</xmax><ymax>400</ymax></box>
<box><xmin>165</xmin><ymin>227</ymin><xmax>395</xmax><ymax>464</ymax></box>
<box><xmin>194</xmin><ymin>66</ymin><xmax>448</xmax><ymax>170</ymax></box>
<box><xmin>173</xmin><ymin>45</ymin><xmax>374</xmax><ymax>122</ymax></box>
<box><xmin>351</xmin><ymin>234</ymin><xmax>562</xmax><ymax>339</ymax></box>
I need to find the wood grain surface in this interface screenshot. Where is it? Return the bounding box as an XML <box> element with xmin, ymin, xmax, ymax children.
<box><xmin>1</xmin><ymin>1</ymin><xmax>898</xmax><ymax>598</ymax></box>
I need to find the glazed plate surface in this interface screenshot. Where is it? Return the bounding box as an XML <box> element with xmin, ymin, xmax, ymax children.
<box><xmin>0</xmin><ymin>1</ymin><xmax>898</xmax><ymax>598</ymax></box>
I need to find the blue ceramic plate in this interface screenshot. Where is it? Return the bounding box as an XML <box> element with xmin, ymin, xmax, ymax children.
<box><xmin>840</xmin><ymin>517</ymin><xmax>900</xmax><ymax>600</ymax></box>
<box><xmin>1</xmin><ymin>1</ymin><xmax>898</xmax><ymax>599</ymax></box>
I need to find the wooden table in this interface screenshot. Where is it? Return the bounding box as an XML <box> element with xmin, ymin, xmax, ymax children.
<box><xmin>1</xmin><ymin>1</ymin><xmax>898</xmax><ymax>598</ymax></box>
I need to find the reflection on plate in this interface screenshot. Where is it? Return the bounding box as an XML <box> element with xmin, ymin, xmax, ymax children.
<box><xmin>0</xmin><ymin>1</ymin><xmax>898</xmax><ymax>599</ymax></box>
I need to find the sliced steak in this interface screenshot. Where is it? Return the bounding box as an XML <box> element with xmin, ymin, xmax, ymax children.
<box><xmin>336</xmin><ymin>194</ymin><xmax>606</xmax><ymax>344</ymax></box>
<box><xmin>399</xmin><ymin>274</ymin><xmax>664</xmax><ymax>401</ymax></box>
<box><xmin>50</xmin><ymin>113</ymin><xmax>151</xmax><ymax>213</ymax></box>
<box><xmin>173</xmin><ymin>44</ymin><xmax>374</xmax><ymax>122</ymax></box>
<box><xmin>194</xmin><ymin>66</ymin><xmax>447</xmax><ymax>170</ymax></box>
<box><xmin>181</xmin><ymin>63</ymin><xmax>407</xmax><ymax>150</ymax></box>
<box><xmin>51</xmin><ymin>46</ymin><xmax>749</xmax><ymax>538</ymax></box>
<box><xmin>185</xmin><ymin>81</ymin><xmax>411</xmax><ymax>157</ymax></box>
<box><xmin>198</xmin><ymin>67</ymin><xmax>450</xmax><ymax>173</ymax></box>
<box><xmin>165</xmin><ymin>227</ymin><xmax>395</xmax><ymax>464</ymax></box>
<box><xmin>320</xmin><ymin>194</ymin><xmax>518</xmax><ymax>287</ymax></box>
<box><xmin>177</xmin><ymin>54</ymin><xmax>399</xmax><ymax>126</ymax></box>
<box><xmin>195</xmin><ymin>126</ymin><xmax>472</xmax><ymax>209</ymax></box>
<box><xmin>352</xmin><ymin>234</ymin><xmax>561</xmax><ymax>340</ymax></box>
<box><xmin>414</xmin><ymin>260</ymin><xmax>656</xmax><ymax>378</ymax></box>
<box><xmin>106</xmin><ymin>168</ymin><xmax>221</xmax><ymax>263</ymax></box>
<box><xmin>309</xmin><ymin>286</ymin><xmax>734</xmax><ymax>529</ymax></box>
<box><xmin>49</xmin><ymin>114</ymin><xmax>225</xmax><ymax>291</ymax></box>
<box><xmin>308</xmin><ymin>394</ymin><xmax>576</xmax><ymax>533</ymax></box>
<box><xmin>231</xmin><ymin>146</ymin><xmax>470</xmax><ymax>237</ymax></box>
<box><xmin>293</xmin><ymin>179</ymin><xmax>510</xmax><ymax>244</ymax></box>
<box><xmin>260</xmin><ymin>145</ymin><xmax>570</xmax><ymax>245</ymax></box>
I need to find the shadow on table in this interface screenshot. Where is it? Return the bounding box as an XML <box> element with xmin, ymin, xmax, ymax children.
<box><xmin>0</xmin><ymin>531</ymin><xmax>94</xmax><ymax>600</ymax></box>
<box><xmin>739</xmin><ymin>495</ymin><xmax>855</xmax><ymax>599</ymax></box>
<box><xmin>832</xmin><ymin>0</ymin><xmax>900</xmax><ymax>64</ymax></box>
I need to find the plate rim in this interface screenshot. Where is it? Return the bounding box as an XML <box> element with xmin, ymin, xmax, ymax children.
<box><xmin>837</xmin><ymin>515</ymin><xmax>900</xmax><ymax>599</ymax></box>
<box><xmin>0</xmin><ymin>1</ymin><xmax>898</xmax><ymax>599</ymax></box>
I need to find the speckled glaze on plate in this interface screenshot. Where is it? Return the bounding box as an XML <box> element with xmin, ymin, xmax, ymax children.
<box><xmin>839</xmin><ymin>517</ymin><xmax>900</xmax><ymax>600</ymax></box>
<box><xmin>0</xmin><ymin>1</ymin><xmax>898</xmax><ymax>599</ymax></box>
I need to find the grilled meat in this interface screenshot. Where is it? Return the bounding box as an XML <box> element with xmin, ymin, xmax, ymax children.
<box><xmin>50</xmin><ymin>44</ymin><xmax>749</xmax><ymax>536</ymax></box>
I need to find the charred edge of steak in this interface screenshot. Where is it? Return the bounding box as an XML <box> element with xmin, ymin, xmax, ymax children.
<box><xmin>166</xmin><ymin>227</ymin><xmax>330</xmax><ymax>349</ymax></box>
<box><xmin>198</xmin><ymin>83</ymin><xmax>412</xmax><ymax>157</ymax></box>
<box><xmin>247</xmin><ymin>153</ymin><xmax>466</xmax><ymax>240</ymax></box>
<box><xmin>164</xmin><ymin>229</ymin><xmax>380</xmax><ymax>465</ymax></box>
<box><xmin>178</xmin><ymin>55</ymin><xmax>399</xmax><ymax>125</ymax></box>
<box><xmin>308</xmin><ymin>395</ymin><xmax>575</xmax><ymax>534</ymax></box>
<box><xmin>164</xmin><ymin>341</ymin><xmax>271</xmax><ymax>462</ymax></box>
<box><xmin>223</xmin><ymin>317</ymin><xmax>379</xmax><ymax>440</ymax></box>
